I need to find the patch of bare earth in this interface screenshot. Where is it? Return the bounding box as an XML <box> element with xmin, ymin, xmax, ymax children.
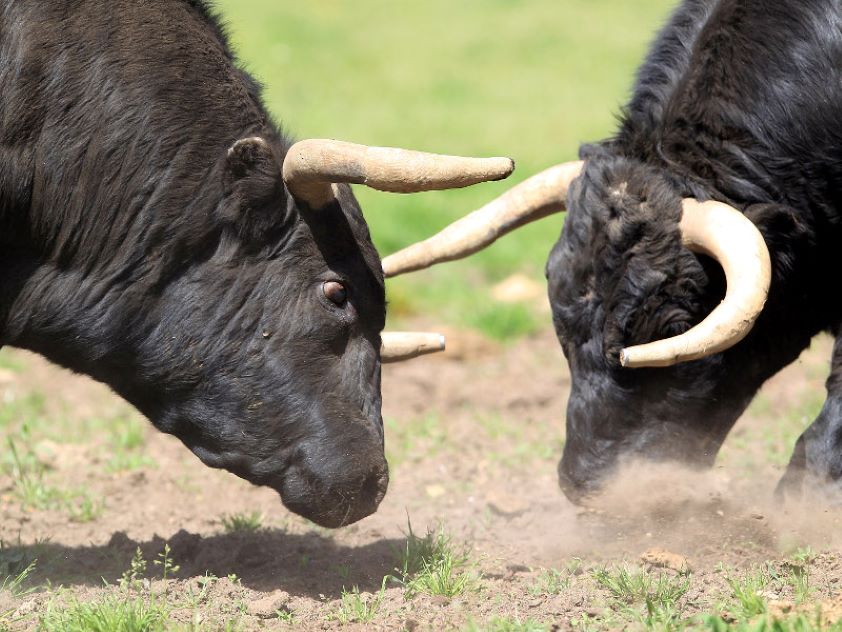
<box><xmin>1</xmin><ymin>328</ymin><xmax>841</xmax><ymax>629</ymax></box>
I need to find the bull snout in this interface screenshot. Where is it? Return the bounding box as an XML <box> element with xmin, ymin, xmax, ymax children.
<box><xmin>557</xmin><ymin>453</ymin><xmax>603</xmax><ymax>505</ymax></box>
<box><xmin>278</xmin><ymin>440</ymin><xmax>389</xmax><ymax>528</ymax></box>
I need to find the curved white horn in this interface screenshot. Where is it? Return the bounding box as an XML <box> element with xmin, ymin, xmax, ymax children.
<box><xmin>382</xmin><ymin>161</ymin><xmax>584</xmax><ymax>277</ymax></box>
<box><xmin>380</xmin><ymin>332</ymin><xmax>446</xmax><ymax>363</ymax></box>
<box><xmin>282</xmin><ymin>139</ymin><xmax>514</xmax><ymax>210</ymax></box>
<box><xmin>620</xmin><ymin>199</ymin><xmax>772</xmax><ymax>368</ymax></box>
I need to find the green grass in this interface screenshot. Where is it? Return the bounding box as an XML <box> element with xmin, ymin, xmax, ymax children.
<box><xmin>67</xmin><ymin>492</ymin><xmax>105</xmax><ymax>524</ymax></box>
<box><xmin>464</xmin><ymin>302</ymin><xmax>544</xmax><ymax>342</ymax></box>
<box><xmin>702</xmin><ymin>614</ymin><xmax>842</xmax><ymax>632</ymax></box>
<box><xmin>214</xmin><ymin>0</ymin><xmax>677</xmax><ymax>336</ymax></box>
<box><xmin>37</xmin><ymin>596</ymin><xmax>169</xmax><ymax>632</ymax></box>
<box><xmin>5</xmin><ymin>434</ymin><xmax>62</xmax><ymax>509</ymax></box>
<box><xmin>0</xmin><ymin>558</ymin><xmax>37</xmax><ymax>623</ymax></box>
<box><xmin>392</xmin><ymin>522</ymin><xmax>480</xmax><ymax>599</ymax></box>
<box><xmin>4</xmin><ymin>432</ymin><xmax>106</xmax><ymax>522</ymax></box>
<box><xmin>0</xmin><ymin>385</ymin><xmax>149</xmax><ymax>522</ymax></box>
<box><xmin>332</xmin><ymin>580</ymin><xmax>388</xmax><ymax>624</ymax></box>
<box><xmin>0</xmin><ymin>560</ymin><xmax>35</xmax><ymax>597</ymax></box>
<box><xmin>220</xmin><ymin>511</ymin><xmax>264</xmax><ymax>533</ymax></box>
<box><xmin>789</xmin><ymin>547</ymin><xmax>817</xmax><ymax>566</ymax></box>
<box><xmin>0</xmin><ymin>392</ymin><xmax>46</xmax><ymax>430</ymax></box>
<box><xmin>722</xmin><ymin>567</ymin><xmax>774</xmax><ymax>620</ymax></box>
<box><xmin>592</xmin><ymin>565</ymin><xmax>691</xmax><ymax>629</ymax></box>
<box><xmin>463</xmin><ymin>617</ymin><xmax>549</xmax><ymax>632</ymax></box>
<box><xmin>384</xmin><ymin>413</ymin><xmax>448</xmax><ymax>466</ymax></box>
<box><xmin>106</xmin><ymin>417</ymin><xmax>155</xmax><ymax>473</ymax></box>
<box><xmin>528</xmin><ymin>567</ymin><xmax>574</xmax><ymax>597</ymax></box>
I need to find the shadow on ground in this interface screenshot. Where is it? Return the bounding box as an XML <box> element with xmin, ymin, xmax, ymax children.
<box><xmin>5</xmin><ymin>529</ymin><xmax>405</xmax><ymax>598</ymax></box>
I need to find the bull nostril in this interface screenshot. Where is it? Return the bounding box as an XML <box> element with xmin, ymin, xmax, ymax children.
<box><xmin>558</xmin><ymin>469</ymin><xmax>589</xmax><ymax>505</ymax></box>
<box><xmin>361</xmin><ymin>465</ymin><xmax>389</xmax><ymax>507</ymax></box>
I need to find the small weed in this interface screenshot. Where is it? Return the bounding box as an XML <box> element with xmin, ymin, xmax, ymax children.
<box><xmin>4</xmin><ymin>431</ymin><xmax>100</xmax><ymax>520</ymax></box>
<box><xmin>0</xmin><ymin>560</ymin><xmax>36</xmax><ymax>624</ymax></box>
<box><xmin>5</xmin><ymin>434</ymin><xmax>61</xmax><ymax>509</ymax></box>
<box><xmin>392</xmin><ymin>521</ymin><xmax>480</xmax><ymax>599</ymax></box>
<box><xmin>276</xmin><ymin>608</ymin><xmax>295</xmax><ymax>624</ymax></box>
<box><xmin>1</xmin><ymin>560</ymin><xmax>36</xmax><ymax>596</ymax></box>
<box><xmin>385</xmin><ymin>413</ymin><xmax>448</xmax><ymax>466</ymax></box>
<box><xmin>394</xmin><ymin>520</ymin><xmax>455</xmax><ymax>578</ymax></box>
<box><xmin>784</xmin><ymin>564</ymin><xmax>811</xmax><ymax>604</ymax></box>
<box><xmin>220</xmin><ymin>511</ymin><xmax>264</xmax><ymax>533</ymax></box>
<box><xmin>723</xmin><ymin>566</ymin><xmax>774</xmax><ymax>620</ymax></box>
<box><xmin>403</xmin><ymin>549</ymin><xmax>478</xmax><ymax>598</ymax></box>
<box><xmin>332</xmin><ymin>579</ymin><xmax>387</xmax><ymax>624</ymax></box>
<box><xmin>67</xmin><ymin>493</ymin><xmax>105</xmax><ymax>523</ymax></box>
<box><xmin>333</xmin><ymin>564</ymin><xmax>351</xmax><ymax>580</ymax></box>
<box><xmin>38</xmin><ymin>595</ymin><xmax>169</xmax><ymax>631</ymax></box>
<box><xmin>120</xmin><ymin>548</ymin><xmax>148</xmax><ymax>592</ymax></box>
<box><xmin>790</xmin><ymin>546</ymin><xmax>816</xmax><ymax>565</ymax></box>
<box><xmin>463</xmin><ymin>616</ymin><xmax>548</xmax><ymax>632</ymax></box>
<box><xmin>593</xmin><ymin>565</ymin><xmax>689</xmax><ymax>605</ymax></box>
<box><xmin>593</xmin><ymin>565</ymin><xmax>690</xmax><ymax>629</ymax></box>
<box><xmin>183</xmin><ymin>573</ymin><xmax>217</xmax><ymax>608</ymax></box>
<box><xmin>106</xmin><ymin>452</ymin><xmax>155</xmax><ymax>473</ymax></box>
<box><xmin>568</xmin><ymin>613</ymin><xmax>605</xmax><ymax>632</ymax></box>
<box><xmin>153</xmin><ymin>544</ymin><xmax>180</xmax><ymax>581</ymax></box>
<box><xmin>566</xmin><ymin>558</ymin><xmax>584</xmax><ymax>575</ymax></box>
<box><xmin>106</xmin><ymin>418</ymin><xmax>155</xmax><ymax>472</ymax></box>
<box><xmin>701</xmin><ymin>612</ymin><xmax>840</xmax><ymax>631</ymax></box>
<box><xmin>528</xmin><ymin>568</ymin><xmax>571</xmax><ymax>596</ymax></box>
<box><xmin>0</xmin><ymin>541</ymin><xmax>36</xmax><ymax>581</ymax></box>
<box><xmin>109</xmin><ymin>417</ymin><xmax>146</xmax><ymax>451</ymax></box>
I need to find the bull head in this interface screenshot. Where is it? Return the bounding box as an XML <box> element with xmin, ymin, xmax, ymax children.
<box><xmin>380</xmin><ymin>158</ymin><xmax>780</xmax><ymax>502</ymax></box>
<box><xmin>381</xmin><ymin>160</ymin><xmax>771</xmax><ymax>368</ymax></box>
<box><xmin>275</xmin><ymin>137</ymin><xmax>514</xmax><ymax>363</ymax></box>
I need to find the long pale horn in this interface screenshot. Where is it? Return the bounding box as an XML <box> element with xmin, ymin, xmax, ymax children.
<box><xmin>620</xmin><ymin>200</ymin><xmax>772</xmax><ymax>368</ymax></box>
<box><xmin>382</xmin><ymin>161</ymin><xmax>584</xmax><ymax>277</ymax></box>
<box><xmin>380</xmin><ymin>332</ymin><xmax>446</xmax><ymax>363</ymax></box>
<box><xmin>283</xmin><ymin>139</ymin><xmax>514</xmax><ymax>210</ymax></box>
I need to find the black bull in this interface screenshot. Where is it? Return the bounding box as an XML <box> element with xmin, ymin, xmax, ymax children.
<box><xmin>0</xmin><ymin>1</ymin><xmax>513</xmax><ymax>527</ymax></box>
<box><xmin>385</xmin><ymin>0</ymin><xmax>842</xmax><ymax>502</ymax></box>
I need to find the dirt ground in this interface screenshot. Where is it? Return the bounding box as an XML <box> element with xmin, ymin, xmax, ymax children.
<box><xmin>2</xmin><ymin>321</ymin><xmax>842</xmax><ymax>630</ymax></box>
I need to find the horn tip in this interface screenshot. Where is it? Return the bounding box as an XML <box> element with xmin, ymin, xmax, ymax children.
<box><xmin>491</xmin><ymin>157</ymin><xmax>516</xmax><ymax>181</ymax></box>
<box><xmin>619</xmin><ymin>349</ymin><xmax>630</xmax><ymax>367</ymax></box>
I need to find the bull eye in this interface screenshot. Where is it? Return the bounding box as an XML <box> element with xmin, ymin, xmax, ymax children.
<box><xmin>322</xmin><ymin>281</ymin><xmax>348</xmax><ymax>306</ymax></box>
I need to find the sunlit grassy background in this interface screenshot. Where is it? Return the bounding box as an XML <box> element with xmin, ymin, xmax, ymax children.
<box><xmin>215</xmin><ymin>0</ymin><xmax>676</xmax><ymax>336</ymax></box>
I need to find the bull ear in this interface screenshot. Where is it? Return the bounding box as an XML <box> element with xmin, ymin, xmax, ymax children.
<box><xmin>222</xmin><ymin>137</ymin><xmax>286</xmax><ymax>237</ymax></box>
<box><xmin>224</xmin><ymin>136</ymin><xmax>284</xmax><ymax>212</ymax></box>
<box><xmin>226</xmin><ymin>136</ymin><xmax>280</xmax><ymax>181</ymax></box>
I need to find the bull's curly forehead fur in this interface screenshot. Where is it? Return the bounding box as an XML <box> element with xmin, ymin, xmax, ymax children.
<box><xmin>548</xmin><ymin>155</ymin><xmax>713</xmax><ymax>366</ymax></box>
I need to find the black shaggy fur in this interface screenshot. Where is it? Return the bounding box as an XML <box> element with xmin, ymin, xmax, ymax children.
<box><xmin>548</xmin><ymin>0</ymin><xmax>842</xmax><ymax>499</ymax></box>
<box><xmin>0</xmin><ymin>1</ymin><xmax>389</xmax><ymax>527</ymax></box>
